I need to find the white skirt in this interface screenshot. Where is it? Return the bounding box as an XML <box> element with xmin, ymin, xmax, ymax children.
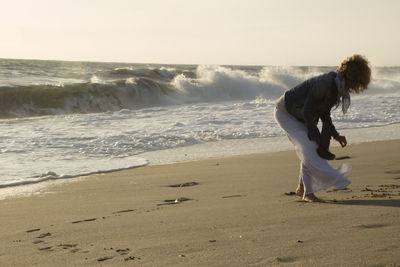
<box><xmin>274</xmin><ymin>107</ymin><xmax>352</xmax><ymax>194</ymax></box>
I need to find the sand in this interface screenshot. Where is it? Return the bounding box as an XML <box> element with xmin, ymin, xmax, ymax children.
<box><xmin>0</xmin><ymin>140</ymin><xmax>399</xmax><ymax>266</ymax></box>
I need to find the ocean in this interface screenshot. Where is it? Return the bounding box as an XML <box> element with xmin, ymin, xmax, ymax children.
<box><xmin>0</xmin><ymin>58</ymin><xmax>399</xmax><ymax>199</ymax></box>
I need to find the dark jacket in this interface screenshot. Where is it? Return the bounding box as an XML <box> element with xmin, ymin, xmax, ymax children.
<box><xmin>284</xmin><ymin>71</ymin><xmax>339</xmax><ymax>141</ymax></box>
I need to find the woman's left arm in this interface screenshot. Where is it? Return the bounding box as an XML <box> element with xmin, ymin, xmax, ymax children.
<box><xmin>321</xmin><ymin>111</ymin><xmax>347</xmax><ymax>147</ymax></box>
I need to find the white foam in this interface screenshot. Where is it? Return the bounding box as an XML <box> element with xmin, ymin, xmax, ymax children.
<box><xmin>139</xmin><ymin>123</ymin><xmax>400</xmax><ymax>165</ymax></box>
<box><xmin>171</xmin><ymin>65</ymin><xmax>285</xmax><ymax>103</ymax></box>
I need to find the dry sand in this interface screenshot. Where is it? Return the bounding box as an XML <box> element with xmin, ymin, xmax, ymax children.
<box><xmin>0</xmin><ymin>140</ymin><xmax>399</xmax><ymax>266</ymax></box>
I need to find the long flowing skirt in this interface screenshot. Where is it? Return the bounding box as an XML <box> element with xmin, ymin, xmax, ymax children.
<box><xmin>274</xmin><ymin>108</ymin><xmax>352</xmax><ymax>194</ymax></box>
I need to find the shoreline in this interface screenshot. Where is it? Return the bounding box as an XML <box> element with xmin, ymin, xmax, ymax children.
<box><xmin>0</xmin><ymin>139</ymin><xmax>399</xmax><ymax>266</ymax></box>
<box><xmin>1</xmin><ymin>121</ymin><xmax>400</xmax><ymax>200</ymax></box>
<box><xmin>139</xmin><ymin>122</ymin><xmax>400</xmax><ymax>166</ymax></box>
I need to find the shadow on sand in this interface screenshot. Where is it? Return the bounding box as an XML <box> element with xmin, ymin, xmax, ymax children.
<box><xmin>328</xmin><ymin>199</ymin><xmax>400</xmax><ymax>208</ymax></box>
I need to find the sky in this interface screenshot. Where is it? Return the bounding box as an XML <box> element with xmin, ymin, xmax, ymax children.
<box><xmin>1</xmin><ymin>0</ymin><xmax>399</xmax><ymax>66</ymax></box>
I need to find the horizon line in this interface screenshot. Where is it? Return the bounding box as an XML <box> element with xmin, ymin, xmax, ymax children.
<box><xmin>0</xmin><ymin>56</ymin><xmax>398</xmax><ymax>68</ymax></box>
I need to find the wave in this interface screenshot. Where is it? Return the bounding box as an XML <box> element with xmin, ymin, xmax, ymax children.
<box><xmin>0</xmin><ymin>157</ymin><xmax>148</xmax><ymax>190</ymax></box>
<box><xmin>0</xmin><ymin>65</ymin><xmax>398</xmax><ymax>119</ymax></box>
<box><xmin>0</xmin><ymin>66</ymin><xmax>282</xmax><ymax>118</ymax></box>
<box><xmin>0</xmin><ymin>79</ymin><xmax>175</xmax><ymax>118</ymax></box>
<box><xmin>107</xmin><ymin>66</ymin><xmax>179</xmax><ymax>81</ymax></box>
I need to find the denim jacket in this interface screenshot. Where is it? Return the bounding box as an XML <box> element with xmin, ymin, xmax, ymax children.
<box><xmin>284</xmin><ymin>71</ymin><xmax>339</xmax><ymax>140</ymax></box>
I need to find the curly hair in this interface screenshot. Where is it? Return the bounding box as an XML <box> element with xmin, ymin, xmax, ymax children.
<box><xmin>336</xmin><ymin>54</ymin><xmax>371</xmax><ymax>93</ymax></box>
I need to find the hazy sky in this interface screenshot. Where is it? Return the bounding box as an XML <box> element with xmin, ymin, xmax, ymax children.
<box><xmin>1</xmin><ymin>0</ymin><xmax>399</xmax><ymax>66</ymax></box>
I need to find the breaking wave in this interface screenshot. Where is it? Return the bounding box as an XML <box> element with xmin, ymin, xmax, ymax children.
<box><xmin>0</xmin><ymin>64</ymin><xmax>398</xmax><ymax>118</ymax></box>
<box><xmin>0</xmin><ymin>66</ymin><xmax>282</xmax><ymax>118</ymax></box>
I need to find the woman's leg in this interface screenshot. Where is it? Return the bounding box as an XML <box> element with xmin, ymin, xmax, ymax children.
<box><xmin>296</xmin><ymin>163</ymin><xmax>321</xmax><ymax>202</ymax></box>
<box><xmin>296</xmin><ymin>163</ymin><xmax>304</xmax><ymax>197</ymax></box>
<box><xmin>275</xmin><ymin>109</ymin><xmax>309</xmax><ymax>198</ymax></box>
<box><xmin>296</xmin><ymin>181</ymin><xmax>304</xmax><ymax>197</ymax></box>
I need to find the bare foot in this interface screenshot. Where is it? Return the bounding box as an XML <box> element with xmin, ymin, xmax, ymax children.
<box><xmin>303</xmin><ymin>193</ymin><xmax>322</xmax><ymax>203</ymax></box>
<box><xmin>296</xmin><ymin>184</ymin><xmax>304</xmax><ymax>197</ymax></box>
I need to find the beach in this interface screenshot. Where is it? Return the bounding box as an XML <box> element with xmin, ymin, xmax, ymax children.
<box><xmin>1</xmin><ymin>139</ymin><xmax>399</xmax><ymax>266</ymax></box>
<box><xmin>2</xmin><ymin>1</ymin><xmax>400</xmax><ymax>265</ymax></box>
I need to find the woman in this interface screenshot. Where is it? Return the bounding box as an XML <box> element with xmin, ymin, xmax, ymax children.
<box><xmin>274</xmin><ymin>54</ymin><xmax>371</xmax><ymax>202</ymax></box>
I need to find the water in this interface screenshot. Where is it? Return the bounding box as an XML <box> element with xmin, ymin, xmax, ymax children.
<box><xmin>0</xmin><ymin>58</ymin><xmax>399</xmax><ymax>197</ymax></box>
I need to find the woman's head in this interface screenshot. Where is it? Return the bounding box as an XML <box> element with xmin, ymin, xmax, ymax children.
<box><xmin>337</xmin><ymin>54</ymin><xmax>371</xmax><ymax>93</ymax></box>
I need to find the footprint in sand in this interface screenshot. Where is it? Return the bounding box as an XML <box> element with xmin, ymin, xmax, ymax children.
<box><xmin>116</xmin><ymin>248</ymin><xmax>130</xmax><ymax>255</ymax></box>
<box><xmin>157</xmin><ymin>197</ymin><xmax>192</xmax><ymax>206</ymax></box>
<box><xmin>97</xmin><ymin>256</ymin><xmax>114</xmax><ymax>262</ymax></box>
<box><xmin>354</xmin><ymin>223</ymin><xmax>387</xmax><ymax>229</ymax></box>
<box><xmin>38</xmin><ymin>246</ymin><xmax>53</xmax><ymax>251</ymax></box>
<box><xmin>360</xmin><ymin>184</ymin><xmax>400</xmax><ymax>198</ymax></box>
<box><xmin>222</xmin><ymin>194</ymin><xmax>246</xmax><ymax>199</ymax></box>
<box><xmin>37</xmin><ymin>232</ymin><xmax>51</xmax><ymax>239</ymax></box>
<box><xmin>259</xmin><ymin>256</ymin><xmax>300</xmax><ymax>265</ymax></box>
<box><xmin>26</xmin><ymin>228</ymin><xmax>40</xmax><ymax>233</ymax></box>
<box><xmin>275</xmin><ymin>256</ymin><xmax>299</xmax><ymax>263</ymax></box>
<box><xmin>57</xmin><ymin>244</ymin><xmax>78</xmax><ymax>250</ymax></box>
<box><xmin>124</xmin><ymin>256</ymin><xmax>138</xmax><ymax>261</ymax></box>
<box><xmin>379</xmin><ymin>184</ymin><xmax>400</xmax><ymax>189</ymax></box>
<box><xmin>168</xmin><ymin>182</ymin><xmax>199</xmax><ymax>188</ymax></box>
<box><xmin>72</xmin><ymin>218</ymin><xmax>97</xmax><ymax>224</ymax></box>
<box><xmin>97</xmin><ymin>248</ymin><xmax>138</xmax><ymax>262</ymax></box>
<box><xmin>112</xmin><ymin>209</ymin><xmax>135</xmax><ymax>214</ymax></box>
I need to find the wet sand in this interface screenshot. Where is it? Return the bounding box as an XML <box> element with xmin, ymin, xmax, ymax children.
<box><xmin>0</xmin><ymin>140</ymin><xmax>399</xmax><ymax>266</ymax></box>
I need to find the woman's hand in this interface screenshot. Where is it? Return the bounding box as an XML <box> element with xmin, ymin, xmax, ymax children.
<box><xmin>334</xmin><ymin>135</ymin><xmax>347</xmax><ymax>147</ymax></box>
